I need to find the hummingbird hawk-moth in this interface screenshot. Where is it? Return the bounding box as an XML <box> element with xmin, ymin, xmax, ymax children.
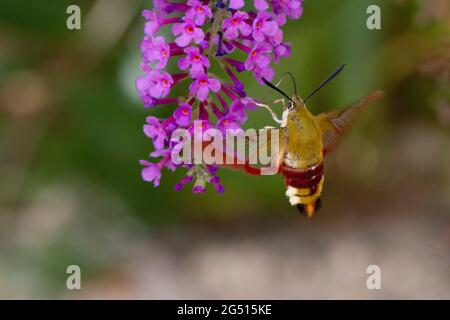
<box><xmin>224</xmin><ymin>65</ymin><xmax>384</xmax><ymax>217</ymax></box>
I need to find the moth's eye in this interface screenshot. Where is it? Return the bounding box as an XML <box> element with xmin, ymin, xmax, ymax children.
<box><xmin>288</xmin><ymin>101</ymin><xmax>294</xmax><ymax>109</ymax></box>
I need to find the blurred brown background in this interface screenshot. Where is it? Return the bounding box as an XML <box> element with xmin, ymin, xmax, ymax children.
<box><xmin>0</xmin><ymin>0</ymin><xmax>449</xmax><ymax>298</ymax></box>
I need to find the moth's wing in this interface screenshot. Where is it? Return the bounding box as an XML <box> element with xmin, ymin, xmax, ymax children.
<box><xmin>222</xmin><ymin>127</ymin><xmax>287</xmax><ymax>175</ymax></box>
<box><xmin>316</xmin><ymin>90</ymin><xmax>384</xmax><ymax>155</ymax></box>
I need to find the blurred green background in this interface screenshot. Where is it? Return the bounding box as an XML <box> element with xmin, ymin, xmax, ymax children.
<box><xmin>0</xmin><ymin>0</ymin><xmax>449</xmax><ymax>298</ymax></box>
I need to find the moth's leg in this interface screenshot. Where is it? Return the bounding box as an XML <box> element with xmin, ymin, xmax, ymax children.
<box><xmin>255</xmin><ymin>102</ymin><xmax>283</xmax><ymax>125</ymax></box>
<box><xmin>273</xmin><ymin>71</ymin><xmax>297</xmax><ymax>91</ymax></box>
<box><xmin>256</xmin><ymin>95</ymin><xmax>287</xmax><ymax>125</ymax></box>
<box><xmin>272</xmin><ymin>98</ymin><xmax>287</xmax><ymax>110</ymax></box>
<box><xmin>274</xmin><ymin>73</ymin><xmax>289</xmax><ymax>88</ymax></box>
<box><xmin>256</xmin><ymin>99</ymin><xmax>283</xmax><ymax>124</ymax></box>
<box><xmin>261</xmin><ymin>73</ymin><xmax>290</xmax><ymax>102</ymax></box>
<box><xmin>272</xmin><ymin>98</ymin><xmax>289</xmax><ymax>126</ymax></box>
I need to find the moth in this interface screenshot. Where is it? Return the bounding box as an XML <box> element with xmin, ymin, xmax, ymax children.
<box><xmin>225</xmin><ymin>65</ymin><xmax>384</xmax><ymax>217</ymax></box>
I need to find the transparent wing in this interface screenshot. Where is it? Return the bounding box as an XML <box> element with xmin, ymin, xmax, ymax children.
<box><xmin>316</xmin><ymin>91</ymin><xmax>384</xmax><ymax>155</ymax></box>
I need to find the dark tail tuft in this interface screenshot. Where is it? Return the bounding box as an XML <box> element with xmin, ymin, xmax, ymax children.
<box><xmin>315</xmin><ymin>198</ymin><xmax>322</xmax><ymax>211</ymax></box>
<box><xmin>296</xmin><ymin>204</ymin><xmax>306</xmax><ymax>214</ymax></box>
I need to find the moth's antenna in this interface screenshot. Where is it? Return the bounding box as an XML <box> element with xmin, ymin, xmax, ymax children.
<box><xmin>262</xmin><ymin>77</ymin><xmax>294</xmax><ymax>103</ymax></box>
<box><xmin>304</xmin><ymin>64</ymin><xmax>345</xmax><ymax>103</ymax></box>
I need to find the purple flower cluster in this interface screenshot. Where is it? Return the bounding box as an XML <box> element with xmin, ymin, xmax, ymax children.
<box><xmin>136</xmin><ymin>0</ymin><xmax>304</xmax><ymax>193</ymax></box>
